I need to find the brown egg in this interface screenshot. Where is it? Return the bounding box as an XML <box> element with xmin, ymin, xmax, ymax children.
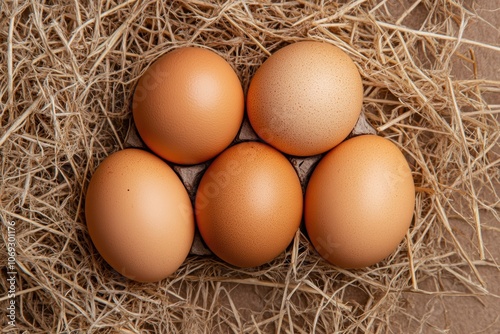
<box><xmin>305</xmin><ymin>135</ymin><xmax>415</xmax><ymax>268</ymax></box>
<box><xmin>132</xmin><ymin>47</ymin><xmax>244</xmax><ymax>165</ymax></box>
<box><xmin>247</xmin><ymin>41</ymin><xmax>363</xmax><ymax>156</ymax></box>
<box><xmin>195</xmin><ymin>141</ymin><xmax>303</xmax><ymax>267</ymax></box>
<box><xmin>85</xmin><ymin>149</ymin><xmax>194</xmax><ymax>282</ymax></box>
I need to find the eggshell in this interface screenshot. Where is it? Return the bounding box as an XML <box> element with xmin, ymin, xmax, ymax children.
<box><xmin>132</xmin><ymin>47</ymin><xmax>244</xmax><ymax>165</ymax></box>
<box><xmin>305</xmin><ymin>135</ymin><xmax>415</xmax><ymax>268</ymax></box>
<box><xmin>247</xmin><ymin>41</ymin><xmax>363</xmax><ymax>156</ymax></box>
<box><xmin>85</xmin><ymin>149</ymin><xmax>194</xmax><ymax>282</ymax></box>
<box><xmin>195</xmin><ymin>141</ymin><xmax>303</xmax><ymax>267</ymax></box>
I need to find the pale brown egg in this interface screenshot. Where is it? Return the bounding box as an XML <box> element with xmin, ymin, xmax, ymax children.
<box><xmin>195</xmin><ymin>141</ymin><xmax>303</xmax><ymax>267</ymax></box>
<box><xmin>305</xmin><ymin>135</ymin><xmax>415</xmax><ymax>268</ymax></box>
<box><xmin>85</xmin><ymin>149</ymin><xmax>194</xmax><ymax>282</ymax></box>
<box><xmin>247</xmin><ymin>41</ymin><xmax>363</xmax><ymax>156</ymax></box>
<box><xmin>132</xmin><ymin>47</ymin><xmax>244</xmax><ymax>165</ymax></box>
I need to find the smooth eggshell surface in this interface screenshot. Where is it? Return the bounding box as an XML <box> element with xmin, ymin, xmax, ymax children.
<box><xmin>85</xmin><ymin>149</ymin><xmax>194</xmax><ymax>282</ymax></box>
<box><xmin>247</xmin><ymin>41</ymin><xmax>363</xmax><ymax>156</ymax></box>
<box><xmin>305</xmin><ymin>135</ymin><xmax>415</xmax><ymax>268</ymax></box>
<box><xmin>195</xmin><ymin>142</ymin><xmax>303</xmax><ymax>267</ymax></box>
<box><xmin>132</xmin><ymin>47</ymin><xmax>244</xmax><ymax>165</ymax></box>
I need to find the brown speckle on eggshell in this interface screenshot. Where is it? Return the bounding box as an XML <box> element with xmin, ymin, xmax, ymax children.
<box><xmin>247</xmin><ymin>41</ymin><xmax>364</xmax><ymax>156</ymax></box>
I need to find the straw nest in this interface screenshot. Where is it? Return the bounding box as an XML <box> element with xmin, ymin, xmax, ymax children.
<box><xmin>1</xmin><ymin>0</ymin><xmax>499</xmax><ymax>333</ymax></box>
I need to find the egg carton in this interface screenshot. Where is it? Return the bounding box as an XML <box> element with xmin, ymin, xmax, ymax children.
<box><xmin>124</xmin><ymin>111</ymin><xmax>376</xmax><ymax>256</ymax></box>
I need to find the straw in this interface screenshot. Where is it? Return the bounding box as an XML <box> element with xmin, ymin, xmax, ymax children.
<box><xmin>1</xmin><ymin>1</ymin><xmax>499</xmax><ymax>332</ymax></box>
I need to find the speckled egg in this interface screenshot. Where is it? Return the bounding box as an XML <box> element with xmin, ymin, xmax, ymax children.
<box><xmin>195</xmin><ymin>141</ymin><xmax>303</xmax><ymax>267</ymax></box>
<box><xmin>132</xmin><ymin>47</ymin><xmax>244</xmax><ymax>165</ymax></box>
<box><xmin>247</xmin><ymin>41</ymin><xmax>364</xmax><ymax>156</ymax></box>
<box><xmin>305</xmin><ymin>135</ymin><xmax>415</xmax><ymax>268</ymax></box>
<box><xmin>85</xmin><ymin>149</ymin><xmax>194</xmax><ymax>282</ymax></box>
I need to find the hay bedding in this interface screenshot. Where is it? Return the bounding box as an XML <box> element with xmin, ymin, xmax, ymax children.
<box><xmin>1</xmin><ymin>0</ymin><xmax>499</xmax><ymax>333</ymax></box>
